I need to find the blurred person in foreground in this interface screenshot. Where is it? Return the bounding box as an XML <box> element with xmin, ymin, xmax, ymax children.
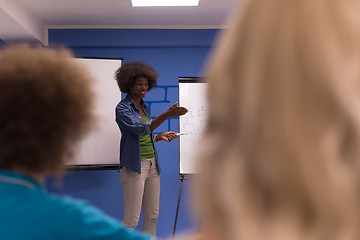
<box><xmin>0</xmin><ymin>45</ymin><xmax>154</xmax><ymax>240</ymax></box>
<box><xmin>192</xmin><ymin>0</ymin><xmax>360</xmax><ymax>239</ymax></box>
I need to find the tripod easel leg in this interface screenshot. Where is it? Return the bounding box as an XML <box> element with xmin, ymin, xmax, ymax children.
<box><xmin>172</xmin><ymin>175</ymin><xmax>184</xmax><ymax>239</ymax></box>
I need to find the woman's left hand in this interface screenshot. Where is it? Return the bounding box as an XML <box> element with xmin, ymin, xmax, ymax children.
<box><xmin>157</xmin><ymin>131</ymin><xmax>178</xmax><ymax>142</ymax></box>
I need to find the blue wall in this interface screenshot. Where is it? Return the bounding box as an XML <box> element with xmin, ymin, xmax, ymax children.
<box><xmin>46</xmin><ymin>28</ymin><xmax>220</xmax><ymax>238</ymax></box>
<box><xmin>0</xmin><ymin>39</ymin><xmax>7</xmax><ymax>48</ymax></box>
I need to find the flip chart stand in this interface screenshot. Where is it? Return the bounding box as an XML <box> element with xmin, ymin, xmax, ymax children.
<box><xmin>173</xmin><ymin>174</ymin><xmax>185</xmax><ymax>239</ymax></box>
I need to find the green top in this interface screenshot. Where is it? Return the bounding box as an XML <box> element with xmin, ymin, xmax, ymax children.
<box><xmin>140</xmin><ymin>116</ymin><xmax>156</xmax><ymax>159</ymax></box>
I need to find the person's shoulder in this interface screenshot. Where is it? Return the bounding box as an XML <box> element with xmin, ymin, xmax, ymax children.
<box><xmin>42</xmin><ymin>193</ymin><xmax>109</xmax><ymax>224</ymax></box>
<box><xmin>44</xmin><ymin>193</ymin><xmax>93</xmax><ymax>215</ymax></box>
<box><xmin>118</xmin><ymin>94</ymin><xmax>133</xmax><ymax>108</ymax></box>
<box><xmin>44</xmin><ymin>194</ymin><xmax>152</xmax><ymax>240</ymax></box>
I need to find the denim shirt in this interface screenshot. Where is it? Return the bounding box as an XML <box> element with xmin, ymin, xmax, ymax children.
<box><xmin>115</xmin><ymin>94</ymin><xmax>160</xmax><ymax>174</ymax></box>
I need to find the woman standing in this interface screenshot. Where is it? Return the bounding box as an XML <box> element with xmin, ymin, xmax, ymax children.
<box><xmin>115</xmin><ymin>61</ymin><xmax>188</xmax><ymax>236</ymax></box>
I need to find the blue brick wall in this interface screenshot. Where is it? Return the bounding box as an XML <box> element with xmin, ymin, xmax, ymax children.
<box><xmin>145</xmin><ymin>85</ymin><xmax>180</xmax><ymax>134</ymax></box>
<box><xmin>0</xmin><ymin>39</ymin><xmax>7</xmax><ymax>48</ymax></box>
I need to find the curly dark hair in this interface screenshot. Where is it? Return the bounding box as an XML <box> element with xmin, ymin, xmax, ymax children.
<box><xmin>114</xmin><ymin>61</ymin><xmax>158</xmax><ymax>93</ymax></box>
<box><xmin>0</xmin><ymin>45</ymin><xmax>94</xmax><ymax>174</ymax></box>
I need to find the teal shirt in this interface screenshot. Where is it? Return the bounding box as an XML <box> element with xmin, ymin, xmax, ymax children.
<box><xmin>0</xmin><ymin>170</ymin><xmax>154</xmax><ymax>240</ymax></box>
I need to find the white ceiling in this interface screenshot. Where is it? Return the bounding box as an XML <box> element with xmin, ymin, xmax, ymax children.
<box><xmin>0</xmin><ymin>0</ymin><xmax>242</xmax><ymax>45</ymax></box>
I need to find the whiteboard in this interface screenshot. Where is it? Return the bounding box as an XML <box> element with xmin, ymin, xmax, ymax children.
<box><xmin>66</xmin><ymin>57</ymin><xmax>122</xmax><ymax>170</ymax></box>
<box><xmin>179</xmin><ymin>77</ymin><xmax>208</xmax><ymax>177</ymax></box>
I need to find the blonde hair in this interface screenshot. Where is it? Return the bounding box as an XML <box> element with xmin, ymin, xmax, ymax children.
<box><xmin>195</xmin><ymin>0</ymin><xmax>360</xmax><ymax>239</ymax></box>
<box><xmin>0</xmin><ymin>45</ymin><xmax>94</xmax><ymax>174</ymax></box>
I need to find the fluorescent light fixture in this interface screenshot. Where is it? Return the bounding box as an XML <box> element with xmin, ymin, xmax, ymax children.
<box><xmin>131</xmin><ymin>0</ymin><xmax>199</xmax><ymax>7</ymax></box>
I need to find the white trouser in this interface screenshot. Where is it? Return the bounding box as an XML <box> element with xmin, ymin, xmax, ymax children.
<box><xmin>119</xmin><ymin>157</ymin><xmax>160</xmax><ymax>236</ymax></box>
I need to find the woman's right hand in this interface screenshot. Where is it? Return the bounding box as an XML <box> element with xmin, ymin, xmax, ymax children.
<box><xmin>150</xmin><ymin>102</ymin><xmax>188</xmax><ymax>132</ymax></box>
<box><xmin>165</xmin><ymin>102</ymin><xmax>188</xmax><ymax>118</ymax></box>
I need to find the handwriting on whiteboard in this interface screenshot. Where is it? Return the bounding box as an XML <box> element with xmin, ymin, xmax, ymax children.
<box><xmin>180</xmin><ymin>106</ymin><xmax>208</xmax><ymax>136</ymax></box>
